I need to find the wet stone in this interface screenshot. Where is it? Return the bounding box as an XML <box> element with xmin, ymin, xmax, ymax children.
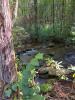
<box><xmin>65</xmin><ymin>52</ymin><xmax>75</xmax><ymax>65</ymax></box>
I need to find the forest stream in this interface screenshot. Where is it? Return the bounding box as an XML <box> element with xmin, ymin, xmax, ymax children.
<box><xmin>17</xmin><ymin>43</ymin><xmax>75</xmax><ymax>66</ymax></box>
<box><xmin>16</xmin><ymin>43</ymin><xmax>75</xmax><ymax>100</ymax></box>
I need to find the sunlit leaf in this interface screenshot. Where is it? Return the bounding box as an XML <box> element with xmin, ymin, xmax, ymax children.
<box><xmin>35</xmin><ymin>53</ymin><xmax>44</xmax><ymax>60</ymax></box>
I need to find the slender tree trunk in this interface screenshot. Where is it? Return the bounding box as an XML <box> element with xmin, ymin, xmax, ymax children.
<box><xmin>12</xmin><ymin>0</ymin><xmax>18</xmax><ymax>24</ymax></box>
<box><xmin>34</xmin><ymin>0</ymin><xmax>38</xmax><ymax>40</ymax></box>
<box><xmin>52</xmin><ymin>0</ymin><xmax>55</xmax><ymax>33</ymax></box>
<box><xmin>71</xmin><ymin>0</ymin><xmax>75</xmax><ymax>22</ymax></box>
<box><xmin>61</xmin><ymin>0</ymin><xmax>65</xmax><ymax>33</ymax></box>
<box><xmin>0</xmin><ymin>0</ymin><xmax>17</xmax><ymax>99</ymax></box>
<box><xmin>14</xmin><ymin>0</ymin><xmax>18</xmax><ymax>19</ymax></box>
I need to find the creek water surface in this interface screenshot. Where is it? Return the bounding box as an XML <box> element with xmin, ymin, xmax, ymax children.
<box><xmin>17</xmin><ymin>43</ymin><xmax>75</xmax><ymax>66</ymax></box>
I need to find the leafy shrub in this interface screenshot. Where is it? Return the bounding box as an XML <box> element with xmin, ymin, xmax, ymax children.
<box><xmin>40</xmin><ymin>83</ymin><xmax>53</xmax><ymax>93</ymax></box>
<box><xmin>13</xmin><ymin>18</ymin><xmax>71</xmax><ymax>44</ymax></box>
<box><xmin>29</xmin><ymin>22</ymin><xmax>71</xmax><ymax>43</ymax></box>
<box><xmin>17</xmin><ymin>53</ymin><xmax>45</xmax><ymax>100</ymax></box>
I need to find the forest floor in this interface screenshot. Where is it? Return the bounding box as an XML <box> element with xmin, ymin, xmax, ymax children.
<box><xmin>44</xmin><ymin>80</ymin><xmax>75</xmax><ymax>100</ymax></box>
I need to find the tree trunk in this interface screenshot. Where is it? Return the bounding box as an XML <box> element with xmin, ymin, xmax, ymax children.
<box><xmin>11</xmin><ymin>0</ymin><xmax>18</xmax><ymax>24</ymax></box>
<box><xmin>0</xmin><ymin>0</ymin><xmax>17</xmax><ymax>99</ymax></box>
<box><xmin>14</xmin><ymin>0</ymin><xmax>18</xmax><ymax>19</ymax></box>
<box><xmin>34</xmin><ymin>0</ymin><xmax>38</xmax><ymax>40</ymax></box>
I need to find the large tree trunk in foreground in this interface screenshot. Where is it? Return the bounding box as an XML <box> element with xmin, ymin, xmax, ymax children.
<box><xmin>0</xmin><ymin>0</ymin><xmax>17</xmax><ymax>99</ymax></box>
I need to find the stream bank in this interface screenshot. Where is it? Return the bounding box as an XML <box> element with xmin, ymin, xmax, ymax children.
<box><xmin>16</xmin><ymin>42</ymin><xmax>75</xmax><ymax>100</ymax></box>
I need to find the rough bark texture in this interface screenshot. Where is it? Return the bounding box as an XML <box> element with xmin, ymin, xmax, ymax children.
<box><xmin>0</xmin><ymin>0</ymin><xmax>17</xmax><ymax>99</ymax></box>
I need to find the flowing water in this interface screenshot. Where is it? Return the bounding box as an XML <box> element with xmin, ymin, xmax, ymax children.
<box><xmin>17</xmin><ymin>43</ymin><xmax>75</xmax><ymax>66</ymax></box>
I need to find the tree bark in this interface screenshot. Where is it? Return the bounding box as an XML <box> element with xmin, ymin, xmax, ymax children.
<box><xmin>0</xmin><ymin>0</ymin><xmax>17</xmax><ymax>99</ymax></box>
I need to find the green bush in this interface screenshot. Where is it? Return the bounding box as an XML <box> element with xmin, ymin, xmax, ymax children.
<box><xmin>18</xmin><ymin>53</ymin><xmax>45</xmax><ymax>100</ymax></box>
<box><xmin>13</xmin><ymin>18</ymin><xmax>72</xmax><ymax>44</ymax></box>
<box><xmin>40</xmin><ymin>83</ymin><xmax>53</xmax><ymax>93</ymax></box>
<box><xmin>29</xmin><ymin>23</ymin><xmax>71</xmax><ymax>42</ymax></box>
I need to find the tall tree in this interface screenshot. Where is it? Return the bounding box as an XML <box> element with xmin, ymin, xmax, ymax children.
<box><xmin>71</xmin><ymin>0</ymin><xmax>75</xmax><ymax>22</ymax></box>
<box><xmin>52</xmin><ymin>0</ymin><xmax>55</xmax><ymax>33</ymax></box>
<box><xmin>34</xmin><ymin>0</ymin><xmax>38</xmax><ymax>39</ymax></box>
<box><xmin>0</xmin><ymin>0</ymin><xmax>17</xmax><ymax>99</ymax></box>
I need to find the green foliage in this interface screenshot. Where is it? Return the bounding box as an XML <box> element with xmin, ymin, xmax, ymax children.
<box><xmin>45</xmin><ymin>57</ymin><xmax>63</xmax><ymax>69</ymax></box>
<box><xmin>29</xmin><ymin>22</ymin><xmax>71</xmax><ymax>42</ymax></box>
<box><xmin>15</xmin><ymin>56</ymin><xmax>21</xmax><ymax>68</ymax></box>
<box><xmin>13</xmin><ymin>1</ymin><xmax>75</xmax><ymax>47</ymax></box>
<box><xmin>40</xmin><ymin>83</ymin><xmax>53</xmax><ymax>93</ymax></box>
<box><xmin>11</xmin><ymin>83</ymin><xmax>17</xmax><ymax>92</ymax></box>
<box><xmin>28</xmin><ymin>95</ymin><xmax>45</xmax><ymax>100</ymax></box>
<box><xmin>9</xmin><ymin>0</ymin><xmax>14</xmax><ymax>5</ymax></box>
<box><xmin>4</xmin><ymin>83</ymin><xmax>18</xmax><ymax>98</ymax></box>
<box><xmin>13</xmin><ymin>0</ymin><xmax>74</xmax><ymax>44</ymax></box>
<box><xmin>35</xmin><ymin>53</ymin><xmax>44</xmax><ymax>60</ymax></box>
<box><xmin>4</xmin><ymin>89</ymin><xmax>12</xmax><ymax>98</ymax></box>
<box><xmin>17</xmin><ymin>53</ymin><xmax>45</xmax><ymax>99</ymax></box>
<box><xmin>21</xmin><ymin>53</ymin><xmax>44</xmax><ymax>98</ymax></box>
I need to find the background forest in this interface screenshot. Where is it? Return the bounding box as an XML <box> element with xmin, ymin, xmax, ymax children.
<box><xmin>0</xmin><ymin>0</ymin><xmax>75</xmax><ymax>100</ymax></box>
<box><xmin>11</xmin><ymin>0</ymin><xmax>75</xmax><ymax>50</ymax></box>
